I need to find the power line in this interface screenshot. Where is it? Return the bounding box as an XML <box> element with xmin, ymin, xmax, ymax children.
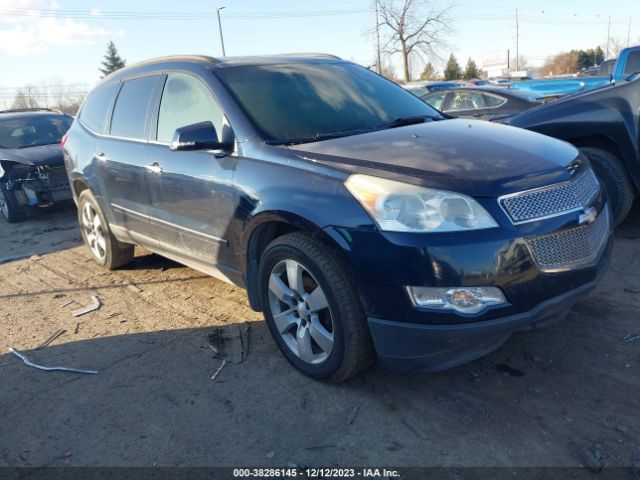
<box><xmin>0</xmin><ymin>7</ymin><xmax>369</xmax><ymax>20</ymax></box>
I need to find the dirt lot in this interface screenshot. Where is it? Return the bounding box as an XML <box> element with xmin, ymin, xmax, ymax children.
<box><xmin>0</xmin><ymin>201</ymin><xmax>639</xmax><ymax>469</ymax></box>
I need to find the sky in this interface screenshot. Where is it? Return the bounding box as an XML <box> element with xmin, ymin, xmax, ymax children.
<box><xmin>0</xmin><ymin>0</ymin><xmax>638</xmax><ymax>102</ymax></box>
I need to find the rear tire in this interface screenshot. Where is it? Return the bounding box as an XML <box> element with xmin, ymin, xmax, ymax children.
<box><xmin>258</xmin><ymin>232</ymin><xmax>374</xmax><ymax>382</ymax></box>
<box><xmin>0</xmin><ymin>181</ymin><xmax>26</xmax><ymax>223</ymax></box>
<box><xmin>580</xmin><ymin>147</ymin><xmax>635</xmax><ymax>226</ymax></box>
<box><xmin>77</xmin><ymin>190</ymin><xmax>134</xmax><ymax>269</ymax></box>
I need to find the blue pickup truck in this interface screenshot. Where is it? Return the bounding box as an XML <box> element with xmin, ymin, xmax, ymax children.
<box><xmin>512</xmin><ymin>45</ymin><xmax>640</xmax><ymax>96</ymax></box>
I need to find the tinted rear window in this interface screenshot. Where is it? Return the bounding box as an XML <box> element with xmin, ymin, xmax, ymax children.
<box><xmin>79</xmin><ymin>82</ymin><xmax>119</xmax><ymax>133</ymax></box>
<box><xmin>110</xmin><ymin>76</ymin><xmax>159</xmax><ymax>139</ymax></box>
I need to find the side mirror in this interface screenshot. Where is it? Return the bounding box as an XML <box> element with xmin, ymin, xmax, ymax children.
<box><xmin>169</xmin><ymin>121</ymin><xmax>231</xmax><ymax>152</ymax></box>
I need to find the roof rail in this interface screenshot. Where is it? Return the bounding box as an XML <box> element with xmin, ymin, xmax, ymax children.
<box><xmin>278</xmin><ymin>53</ymin><xmax>342</xmax><ymax>60</ymax></box>
<box><xmin>0</xmin><ymin>107</ymin><xmax>59</xmax><ymax>114</ymax></box>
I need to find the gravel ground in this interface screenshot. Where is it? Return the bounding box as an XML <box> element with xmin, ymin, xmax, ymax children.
<box><xmin>0</xmin><ymin>201</ymin><xmax>639</xmax><ymax>469</ymax></box>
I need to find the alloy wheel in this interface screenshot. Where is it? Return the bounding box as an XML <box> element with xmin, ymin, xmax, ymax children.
<box><xmin>267</xmin><ymin>259</ymin><xmax>335</xmax><ymax>364</ymax></box>
<box><xmin>81</xmin><ymin>202</ymin><xmax>107</xmax><ymax>261</ymax></box>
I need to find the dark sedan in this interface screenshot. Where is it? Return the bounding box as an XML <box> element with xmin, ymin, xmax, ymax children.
<box><xmin>0</xmin><ymin>109</ymin><xmax>73</xmax><ymax>222</ymax></box>
<box><xmin>421</xmin><ymin>87</ymin><xmax>542</xmax><ymax>121</ymax></box>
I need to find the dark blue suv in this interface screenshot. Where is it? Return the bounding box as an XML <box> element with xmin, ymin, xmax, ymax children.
<box><xmin>63</xmin><ymin>54</ymin><xmax>612</xmax><ymax>381</ymax></box>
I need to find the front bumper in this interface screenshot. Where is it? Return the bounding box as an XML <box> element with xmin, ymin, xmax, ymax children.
<box><xmin>10</xmin><ymin>166</ymin><xmax>72</xmax><ymax>207</ymax></box>
<box><xmin>322</xmin><ymin>196</ymin><xmax>613</xmax><ymax>372</ymax></box>
<box><xmin>368</xmin><ymin>239</ymin><xmax>611</xmax><ymax>372</ymax></box>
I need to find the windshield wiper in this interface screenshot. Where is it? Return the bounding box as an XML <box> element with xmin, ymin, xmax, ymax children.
<box><xmin>266</xmin><ymin>127</ymin><xmax>377</xmax><ymax>146</ymax></box>
<box><xmin>382</xmin><ymin>114</ymin><xmax>439</xmax><ymax>129</ymax></box>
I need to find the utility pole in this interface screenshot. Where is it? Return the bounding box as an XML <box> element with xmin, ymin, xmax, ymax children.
<box><xmin>627</xmin><ymin>17</ymin><xmax>632</xmax><ymax>47</ymax></box>
<box><xmin>606</xmin><ymin>15</ymin><xmax>611</xmax><ymax>59</ymax></box>
<box><xmin>515</xmin><ymin>8</ymin><xmax>519</xmax><ymax>71</ymax></box>
<box><xmin>374</xmin><ymin>0</ymin><xmax>382</xmax><ymax>74</ymax></box>
<box><xmin>217</xmin><ymin>6</ymin><xmax>226</xmax><ymax>57</ymax></box>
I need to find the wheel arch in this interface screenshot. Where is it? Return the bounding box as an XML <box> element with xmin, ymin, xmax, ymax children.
<box><xmin>571</xmin><ymin>135</ymin><xmax>639</xmax><ymax>193</ymax></box>
<box><xmin>72</xmin><ymin>178</ymin><xmax>91</xmax><ymax>198</ymax></box>
<box><xmin>242</xmin><ymin>211</ymin><xmax>353</xmax><ymax>312</ymax></box>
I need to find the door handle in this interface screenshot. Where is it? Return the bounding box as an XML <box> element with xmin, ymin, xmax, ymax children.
<box><xmin>145</xmin><ymin>162</ymin><xmax>163</xmax><ymax>174</ymax></box>
<box><xmin>95</xmin><ymin>153</ymin><xmax>109</xmax><ymax>162</ymax></box>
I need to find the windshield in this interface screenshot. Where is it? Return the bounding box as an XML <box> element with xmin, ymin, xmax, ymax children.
<box><xmin>0</xmin><ymin>114</ymin><xmax>72</xmax><ymax>149</ymax></box>
<box><xmin>215</xmin><ymin>62</ymin><xmax>441</xmax><ymax>144</ymax></box>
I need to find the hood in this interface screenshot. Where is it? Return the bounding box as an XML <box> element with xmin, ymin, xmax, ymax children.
<box><xmin>289</xmin><ymin>119</ymin><xmax>580</xmax><ymax>197</ymax></box>
<box><xmin>0</xmin><ymin>144</ymin><xmax>64</xmax><ymax>167</ymax></box>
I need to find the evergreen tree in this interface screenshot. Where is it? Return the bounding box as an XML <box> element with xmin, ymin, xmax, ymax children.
<box><xmin>419</xmin><ymin>62</ymin><xmax>437</xmax><ymax>81</ymax></box>
<box><xmin>463</xmin><ymin>58</ymin><xmax>481</xmax><ymax>80</ymax></box>
<box><xmin>443</xmin><ymin>54</ymin><xmax>462</xmax><ymax>80</ymax></box>
<box><xmin>99</xmin><ymin>41</ymin><xmax>126</xmax><ymax>77</ymax></box>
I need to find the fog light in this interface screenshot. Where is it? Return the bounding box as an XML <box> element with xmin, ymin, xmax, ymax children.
<box><xmin>406</xmin><ymin>286</ymin><xmax>506</xmax><ymax>314</ymax></box>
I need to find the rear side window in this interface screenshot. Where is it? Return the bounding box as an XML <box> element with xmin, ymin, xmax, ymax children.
<box><xmin>424</xmin><ymin>92</ymin><xmax>446</xmax><ymax>110</ymax></box>
<box><xmin>79</xmin><ymin>83</ymin><xmax>119</xmax><ymax>133</ymax></box>
<box><xmin>484</xmin><ymin>94</ymin><xmax>506</xmax><ymax>107</ymax></box>
<box><xmin>156</xmin><ymin>74</ymin><xmax>225</xmax><ymax>143</ymax></box>
<box><xmin>623</xmin><ymin>51</ymin><xmax>640</xmax><ymax>77</ymax></box>
<box><xmin>447</xmin><ymin>92</ymin><xmax>486</xmax><ymax>111</ymax></box>
<box><xmin>110</xmin><ymin>76</ymin><xmax>159</xmax><ymax>139</ymax></box>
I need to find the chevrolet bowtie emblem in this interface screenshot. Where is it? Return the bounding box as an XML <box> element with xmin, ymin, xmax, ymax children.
<box><xmin>579</xmin><ymin>207</ymin><xmax>597</xmax><ymax>224</ymax></box>
<box><xmin>566</xmin><ymin>160</ymin><xmax>582</xmax><ymax>176</ymax></box>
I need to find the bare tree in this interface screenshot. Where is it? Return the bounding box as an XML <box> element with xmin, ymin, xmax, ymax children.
<box><xmin>11</xmin><ymin>85</ymin><xmax>41</xmax><ymax>110</ymax></box>
<box><xmin>541</xmin><ymin>52</ymin><xmax>579</xmax><ymax>77</ymax></box>
<box><xmin>510</xmin><ymin>55</ymin><xmax>529</xmax><ymax>71</ymax></box>
<box><xmin>603</xmin><ymin>37</ymin><xmax>625</xmax><ymax>60</ymax></box>
<box><xmin>377</xmin><ymin>0</ymin><xmax>454</xmax><ymax>83</ymax></box>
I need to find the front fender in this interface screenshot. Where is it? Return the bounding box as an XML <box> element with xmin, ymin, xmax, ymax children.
<box><xmin>232</xmin><ymin>156</ymin><xmax>374</xmax><ymax>310</ymax></box>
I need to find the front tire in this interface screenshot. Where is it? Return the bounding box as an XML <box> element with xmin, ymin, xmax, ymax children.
<box><xmin>580</xmin><ymin>147</ymin><xmax>635</xmax><ymax>226</ymax></box>
<box><xmin>77</xmin><ymin>190</ymin><xmax>134</xmax><ymax>269</ymax></box>
<box><xmin>0</xmin><ymin>181</ymin><xmax>26</xmax><ymax>223</ymax></box>
<box><xmin>258</xmin><ymin>232</ymin><xmax>374</xmax><ymax>382</ymax></box>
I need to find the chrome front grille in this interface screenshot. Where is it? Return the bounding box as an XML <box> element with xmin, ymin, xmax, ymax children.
<box><xmin>526</xmin><ymin>207</ymin><xmax>610</xmax><ymax>272</ymax></box>
<box><xmin>500</xmin><ymin>168</ymin><xmax>600</xmax><ymax>224</ymax></box>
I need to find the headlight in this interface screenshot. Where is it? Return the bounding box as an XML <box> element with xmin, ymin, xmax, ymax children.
<box><xmin>344</xmin><ymin>174</ymin><xmax>498</xmax><ymax>233</ymax></box>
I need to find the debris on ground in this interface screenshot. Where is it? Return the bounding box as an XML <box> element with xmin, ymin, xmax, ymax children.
<box><xmin>207</xmin><ymin>323</ymin><xmax>251</xmax><ymax>364</ymax></box>
<box><xmin>74</xmin><ymin>323</ymin><xmax>81</xmax><ymax>334</ymax></box>
<box><xmin>346</xmin><ymin>406</ymin><xmax>360</xmax><ymax>426</ymax></box>
<box><xmin>72</xmin><ymin>295</ymin><xmax>101</xmax><ymax>317</ymax></box>
<box><xmin>265</xmin><ymin>451</ymin><xmax>275</xmax><ymax>459</ymax></box>
<box><xmin>35</xmin><ymin>329</ymin><xmax>66</xmax><ymax>350</ymax></box>
<box><xmin>63</xmin><ymin>451</ymin><xmax>72</xmax><ymax>459</ymax></box>
<box><xmin>127</xmin><ymin>283</ymin><xmax>143</xmax><ymax>293</ymax></box>
<box><xmin>60</xmin><ymin>300</ymin><xmax>74</xmax><ymax>308</ymax></box>
<box><xmin>401</xmin><ymin>417</ymin><xmax>428</xmax><ymax>440</ymax></box>
<box><xmin>624</xmin><ymin>288</ymin><xmax>640</xmax><ymax>293</ymax></box>
<box><xmin>631</xmin><ymin>457</ymin><xmax>640</xmax><ymax>475</ymax></box>
<box><xmin>622</xmin><ymin>334</ymin><xmax>639</xmax><ymax>343</ymax></box>
<box><xmin>9</xmin><ymin>347</ymin><xmax>98</xmax><ymax>375</ymax></box>
<box><xmin>210</xmin><ymin>359</ymin><xmax>226</xmax><ymax>381</ymax></box>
